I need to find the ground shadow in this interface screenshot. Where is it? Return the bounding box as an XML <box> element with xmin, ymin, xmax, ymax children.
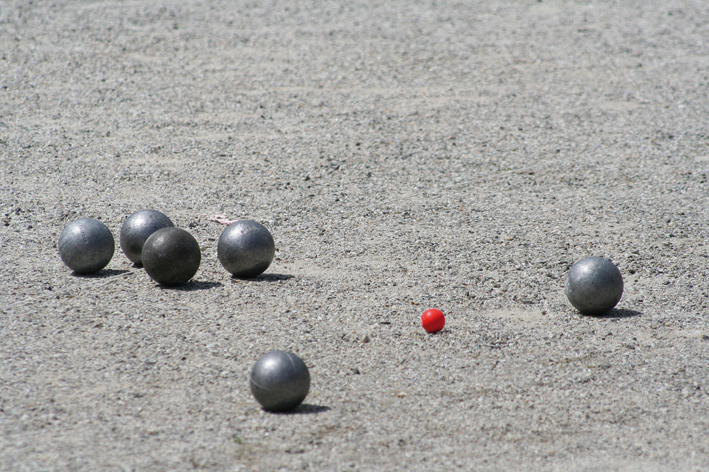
<box><xmin>591</xmin><ymin>309</ymin><xmax>643</xmax><ymax>319</ymax></box>
<box><xmin>424</xmin><ymin>328</ymin><xmax>451</xmax><ymax>335</ymax></box>
<box><xmin>232</xmin><ymin>273</ymin><xmax>294</xmax><ymax>282</ymax></box>
<box><xmin>160</xmin><ymin>280</ymin><xmax>223</xmax><ymax>291</ymax></box>
<box><xmin>72</xmin><ymin>269</ymin><xmax>131</xmax><ymax>278</ymax></box>
<box><xmin>273</xmin><ymin>404</ymin><xmax>330</xmax><ymax>415</ymax></box>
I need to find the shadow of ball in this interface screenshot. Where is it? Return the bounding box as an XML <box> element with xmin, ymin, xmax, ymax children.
<box><xmin>250</xmin><ymin>351</ymin><xmax>310</xmax><ymax>412</ymax></box>
<box><xmin>119</xmin><ymin>209</ymin><xmax>174</xmax><ymax>266</ymax></box>
<box><xmin>565</xmin><ymin>256</ymin><xmax>623</xmax><ymax>316</ymax></box>
<box><xmin>142</xmin><ymin>227</ymin><xmax>201</xmax><ymax>286</ymax></box>
<box><xmin>58</xmin><ymin>218</ymin><xmax>114</xmax><ymax>274</ymax></box>
<box><xmin>217</xmin><ymin>220</ymin><xmax>275</xmax><ymax>278</ymax></box>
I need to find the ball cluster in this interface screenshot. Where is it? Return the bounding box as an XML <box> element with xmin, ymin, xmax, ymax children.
<box><xmin>57</xmin><ymin>205</ymin><xmax>635</xmax><ymax>417</ymax></box>
<box><xmin>59</xmin><ymin>213</ymin><xmax>280</xmax><ymax>288</ymax></box>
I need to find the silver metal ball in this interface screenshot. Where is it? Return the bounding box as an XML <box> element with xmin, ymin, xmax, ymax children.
<box><xmin>565</xmin><ymin>257</ymin><xmax>623</xmax><ymax>316</ymax></box>
<box><xmin>217</xmin><ymin>220</ymin><xmax>275</xmax><ymax>278</ymax></box>
<box><xmin>250</xmin><ymin>351</ymin><xmax>310</xmax><ymax>412</ymax></box>
<box><xmin>142</xmin><ymin>227</ymin><xmax>201</xmax><ymax>286</ymax></box>
<box><xmin>119</xmin><ymin>210</ymin><xmax>174</xmax><ymax>266</ymax></box>
<box><xmin>58</xmin><ymin>218</ymin><xmax>114</xmax><ymax>274</ymax></box>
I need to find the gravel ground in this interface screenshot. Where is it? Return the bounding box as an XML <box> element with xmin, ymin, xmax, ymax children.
<box><xmin>2</xmin><ymin>1</ymin><xmax>709</xmax><ymax>470</ymax></box>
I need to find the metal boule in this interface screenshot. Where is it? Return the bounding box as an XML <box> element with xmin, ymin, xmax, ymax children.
<box><xmin>142</xmin><ymin>227</ymin><xmax>201</xmax><ymax>286</ymax></box>
<box><xmin>249</xmin><ymin>351</ymin><xmax>310</xmax><ymax>412</ymax></box>
<box><xmin>565</xmin><ymin>256</ymin><xmax>623</xmax><ymax>316</ymax></box>
<box><xmin>217</xmin><ymin>220</ymin><xmax>275</xmax><ymax>278</ymax></box>
<box><xmin>119</xmin><ymin>209</ymin><xmax>174</xmax><ymax>266</ymax></box>
<box><xmin>58</xmin><ymin>217</ymin><xmax>114</xmax><ymax>274</ymax></box>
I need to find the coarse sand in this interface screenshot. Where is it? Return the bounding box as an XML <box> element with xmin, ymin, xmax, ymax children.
<box><xmin>1</xmin><ymin>1</ymin><xmax>709</xmax><ymax>470</ymax></box>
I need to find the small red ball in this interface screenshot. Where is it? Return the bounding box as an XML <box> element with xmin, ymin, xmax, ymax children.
<box><xmin>421</xmin><ymin>308</ymin><xmax>445</xmax><ymax>333</ymax></box>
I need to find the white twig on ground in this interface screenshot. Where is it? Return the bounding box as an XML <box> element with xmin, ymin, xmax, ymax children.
<box><xmin>203</xmin><ymin>215</ymin><xmax>238</xmax><ymax>226</ymax></box>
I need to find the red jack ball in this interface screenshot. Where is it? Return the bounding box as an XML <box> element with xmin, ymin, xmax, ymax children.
<box><xmin>421</xmin><ymin>308</ymin><xmax>445</xmax><ymax>333</ymax></box>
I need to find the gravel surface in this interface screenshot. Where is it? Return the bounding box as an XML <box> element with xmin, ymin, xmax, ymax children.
<box><xmin>2</xmin><ymin>1</ymin><xmax>709</xmax><ymax>470</ymax></box>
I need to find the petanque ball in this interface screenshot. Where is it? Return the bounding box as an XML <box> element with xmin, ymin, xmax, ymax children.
<box><xmin>565</xmin><ymin>256</ymin><xmax>623</xmax><ymax>316</ymax></box>
<box><xmin>250</xmin><ymin>351</ymin><xmax>310</xmax><ymax>412</ymax></box>
<box><xmin>217</xmin><ymin>220</ymin><xmax>275</xmax><ymax>278</ymax></box>
<box><xmin>58</xmin><ymin>217</ymin><xmax>114</xmax><ymax>274</ymax></box>
<box><xmin>142</xmin><ymin>227</ymin><xmax>201</xmax><ymax>286</ymax></box>
<box><xmin>119</xmin><ymin>209</ymin><xmax>174</xmax><ymax>266</ymax></box>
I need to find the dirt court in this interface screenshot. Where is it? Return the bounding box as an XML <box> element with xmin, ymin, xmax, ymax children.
<box><xmin>1</xmin><ymin>1</ymin><xmax>709</xmax><ymax>470</ymax></box>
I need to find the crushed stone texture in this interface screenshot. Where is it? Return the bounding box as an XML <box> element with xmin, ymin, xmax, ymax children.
<box><xmin>1</xmin><ymin>1</ymin><xmax>709</xmax><ymax>470</ymax></box>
